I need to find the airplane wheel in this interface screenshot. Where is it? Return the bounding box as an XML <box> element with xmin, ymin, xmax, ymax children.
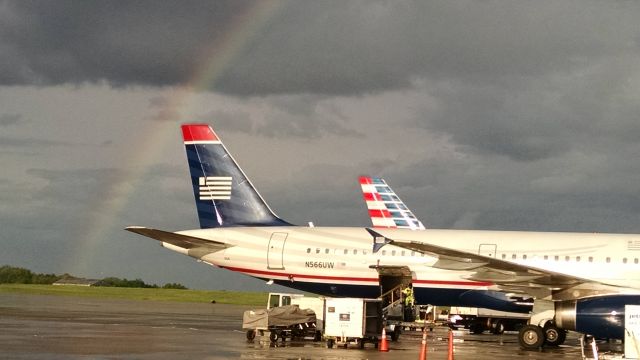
<box><xmin>519</xmin><ymin>325</ymin><xmax>545</xmax><ymax>349</ymax></box>
<box><xmin>492</xmin><ymin>320</ymin><xmax>505</xmax><ymax>335</ymax></box>
<box><xmin>391</xmin><ymin>327</ymin><xmax>401</xmax><ymax>341</ymax></box>
<box><xmin>543</xmin><ymin>323</ymin><xmax>566</xmax><ymax>346</ymax></box>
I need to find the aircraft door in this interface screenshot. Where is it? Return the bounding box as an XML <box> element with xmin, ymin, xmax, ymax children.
<box><xmin>479</xmin><ymin>244</ymin><xmax>497</xmax><ymax>258</ymax></box>
<box><xmin>267</xmin><ymin>232</ymin><xmax>287</xmax><ymax>270</ymax></box>
<box><xmin>371</xmin><ymin>265</ymin><xmax>414</xmax><ymax>321</ymax></box>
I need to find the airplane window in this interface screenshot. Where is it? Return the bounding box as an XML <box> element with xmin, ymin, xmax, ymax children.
<box><xmin>554</xmin><ymin>256</ymin><xmax>559</xmax><ymax>261</ymax></box>
<box><xmin>511</xmin><ymin>254</ymin><xmax>516</xmax><ymax>259</ymax></box>
<box><xmin>363</xmin><ymin>249</ymin><xmax>368</xmax><ymax>255</ymax></box>
<box><xmin>411</xmin><ymin>251</ymin><xmax>415</xmax><ymax>256</ymax></box>
<box><xmin>325</xmin><ymin>249</ymin><xmax>329</xmax><ymax>254</ymax></box>
<box><xmin>623</xmin><ymin>258</ymin><xmax>628</xmax><ymax>264</ymax></box>
<box><xmin>401</xmin><ymin>251</ymin><xmax>405</xmax><ymax>256</ymax></box>
<box><xmin>565</xmin><ymin>256</ymin><xmax>570</xmax><ymax>261</ymax></box>
<box><xmin>576</xmin><ymin>256</ymin><xmax>581</xmax><ymax>262</ymax></box>
<box><xmin>543</xmin><ymin>255</ymin><xmax>548</xmax><ymax>260</ymax></box>
<box><xmin>316</xmin><ymin>248</ymin><xmax>320</xmax><ymax>254</ymax></box>
<box><xmin>501</xmin><ymin>254</ymin><xmax>506</xmax><ymax>259</ymax></box>
<box><xmin>392</xmin><ymin>250</ymin><xmax>396</xmax><ymax>256</ymax></box>
<box><xmin>353</xmin><ymin>249</ymin><xmax>358</xmax><ymax>255</ymax></box>
<box><xmin>522</xmin><ymin>254</ymin><xmax>527</xmax><ymax>260</ymax></box>
<box><xmin>606</xmin><ymin>257</ymin><xmax>611</xmax><ymax>263</ymax></box>
<box><xmin>344</xmin><ymin>249</ymin><xmax>348</xmax><ymax>255</ymax></box>
<box><xmin>588</xmin><ymin>256</ymin><xmax>593</xmax><ymax>262</ymax></box>
<box><xmin>635</xmin><ymin>258</ymin><xmax>639</xmax><ymax>264</ymax></box>
<box><xmin>306</xmin><ymin>248</ymin><xmax>311</xmax><ymax>253</ymax></box>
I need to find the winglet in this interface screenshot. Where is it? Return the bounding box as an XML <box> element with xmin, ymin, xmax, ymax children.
<box><xmin>366</xmin><ymin>227</ymin><xmax>392</xmax><ymax>253</ymax></box>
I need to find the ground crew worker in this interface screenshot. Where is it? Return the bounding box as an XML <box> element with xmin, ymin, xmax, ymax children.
<box><xmin>402</xmin><ymin>285</ymin><xmax>415</xmax><ymax>321</ymax></box>
<box><xmin>402</xmin><ymin>285</ymin><xmax>414</xmax><ymax>307</ymax></box>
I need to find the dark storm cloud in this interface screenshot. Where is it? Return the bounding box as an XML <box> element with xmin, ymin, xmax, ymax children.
<box><xmin>422</xmin><ymin>56</ymin><xmax>640</xmax><ymax>162</ymax></box>
<box><xmin>147</xmin><ymin>96</ymin><xmax>182</xmax><ymax>122</ymax></box>
<box><xmin>0</xmin><ymin>0</ymin><xmax>253</xmax><ymax>87</ymax></box>
<box><xmin>26</xmin><ymin>168</ymin><xmax>122</xmax><ymax>206</ymax></box>
<box><xmin>3</xmin><ymin>1</ymin><xmax>638</xmax><ymax>97</ymax></box>
<box><xmin>202</xmin><ymin>95</ymin><xmax>364</xmax><ymax>139</ymax></box>
<box><xmin>0</xmin><ymin>136</ymin><xmax>73</xmax><ymax>149</ymax></box>
<box><xmin>0</xmin><ymin>113</ymin><xmax>21</xmax><ymax>126</ymax></box>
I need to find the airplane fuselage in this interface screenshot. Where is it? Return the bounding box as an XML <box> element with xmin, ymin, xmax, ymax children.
<box><xmin>172</xmin><ymin>226</ymin><xmax>640</xmax><ymax>311</ymax></box>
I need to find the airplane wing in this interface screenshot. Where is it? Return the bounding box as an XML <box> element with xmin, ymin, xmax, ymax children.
<box><xmin>125</xmin><ymin>226</ymin><xmax>231</xmax><ymax>253</ymax></box>
<box><xmin>367</xmin><ymin>228</ymin><xmax>625</xmax><ymax>300</ymax></box>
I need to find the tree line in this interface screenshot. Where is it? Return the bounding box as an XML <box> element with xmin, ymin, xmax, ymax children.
<box><xmin>0</xmin><ymin>265</ymin><xmax>187</xmax><ymax>289</ymax></box>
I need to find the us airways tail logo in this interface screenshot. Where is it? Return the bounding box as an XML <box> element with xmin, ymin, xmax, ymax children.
<box><xmin>198</xmin><ymin>176</ymin><xmax>232</xmax><ymax>200</ymax></box>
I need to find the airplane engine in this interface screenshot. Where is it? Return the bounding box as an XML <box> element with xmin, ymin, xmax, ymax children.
<box><xmin>555</xmin><ymin>295</ymin><xmax>640</xmax><ymax>339</ymax></box>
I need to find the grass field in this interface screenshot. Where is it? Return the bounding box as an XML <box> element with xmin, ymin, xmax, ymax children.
<box><xmin>0</xmin><ymin>284</ymin><xmax>267</xmax><ymax>306</ymax></box>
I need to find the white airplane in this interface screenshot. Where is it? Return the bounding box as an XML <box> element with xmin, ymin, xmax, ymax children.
<box><xmin>127</xmin><ymin>123</ymin><xmax>640</xmax><ymax>349</ymax></box>
<box><xmin>360</xmin><ymin>176</ymin><xmax>532</xmax><ymax>332</ymax></box>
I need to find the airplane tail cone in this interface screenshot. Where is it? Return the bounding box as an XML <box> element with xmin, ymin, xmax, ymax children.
<box><xmin>447</xmin><ymin>329</ymin><xmax>454</xmax><ymax>360</ymax></box>
<box><xmin>379</xmin><ymin>327</ymin><xmax>389</xmax><ymax>352</ymax></box>
<box><xmin>418</xmin><ymin>327</ymin><xmax>428</xmax><ymax>360</ymax></box>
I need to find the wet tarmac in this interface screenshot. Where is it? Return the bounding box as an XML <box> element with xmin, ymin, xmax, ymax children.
<box><xmin>0</xmin><ymin>293</ymin><xmax>624</xmax><ymax>359</ymax></box>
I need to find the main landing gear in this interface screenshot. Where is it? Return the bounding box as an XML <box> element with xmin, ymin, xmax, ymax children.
<box><xmin>518</xmin><ymin>321</ymin><xmax>567</xmax><ymax>350</ymax></box>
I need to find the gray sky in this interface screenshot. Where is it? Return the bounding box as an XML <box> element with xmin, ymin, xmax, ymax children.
<box><xmin>2</xmin><ymin>0</ymin><xmax>640</xmax><ymax>290</ymax></box>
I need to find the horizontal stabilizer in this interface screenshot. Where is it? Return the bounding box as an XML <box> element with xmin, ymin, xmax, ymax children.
<box><xmin>125</xmin><ymin>226</ymin><xmax>230</xmax><ymax>252</ymax></box>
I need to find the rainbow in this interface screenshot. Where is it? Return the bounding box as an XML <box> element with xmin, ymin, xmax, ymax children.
<box><xmin>72</xmin><ymin>0</ymin><xmax>288</xmax><ymax>276</ymax></box>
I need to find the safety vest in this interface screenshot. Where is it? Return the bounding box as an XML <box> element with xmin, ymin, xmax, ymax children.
<box><xmin>402</xmin><ymin>287</ymin><xmax>414</xmax><ymax>306</ymax></box>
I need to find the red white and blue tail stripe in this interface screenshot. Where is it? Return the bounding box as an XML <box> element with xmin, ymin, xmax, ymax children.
<box><xmin>359</xmin><ymin>176</ymin><xmax>425</xmax><ymax>230</ymax></box>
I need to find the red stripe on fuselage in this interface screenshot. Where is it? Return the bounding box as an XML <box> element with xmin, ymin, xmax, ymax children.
<box><xmin>219</xmin><ymin>265</ymin><xmax>493</xmax><ymax>287</ymax></box>
<box><xmin>181</xmin><ymin>124</ymin><xmax>219</xmax><ymax>142</ymax></box>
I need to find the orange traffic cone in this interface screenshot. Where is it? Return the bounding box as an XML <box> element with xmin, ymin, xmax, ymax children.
<box><xmin>418</xmin><ymin>327</ymin><xmax>427</xmax><ymax>360</ymax></box>
<box><xmin>379</xmin><ymin>326</ymin><xmax>389</xmax><ymax>352</ymax></box>
<box><xmin>447</xmin><ymin>329</ymin><xmax>454</xmax><ymax>360</ymax></box>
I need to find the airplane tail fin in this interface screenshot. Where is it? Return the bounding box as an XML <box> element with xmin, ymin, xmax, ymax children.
<box><xmin>181</xmin><ymin>124</ymin><xmax>290</xmax><ymax>228</ymax></box>
<box><xmin>359</xmin><ymin>176</ymin><xmax>426</xmax><ymax>230</ymax></box>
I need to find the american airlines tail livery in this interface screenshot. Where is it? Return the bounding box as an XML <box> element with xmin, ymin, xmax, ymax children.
<box><xmin>127</xmin><ymin>123</ymin><xmax>640</xmax><ymax>349</ymax></box>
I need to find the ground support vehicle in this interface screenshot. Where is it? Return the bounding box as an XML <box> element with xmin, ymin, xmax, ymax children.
<box><xmin>324</xmin><ymin>298</ymin><xmax>383</xmax><ymax>349</ymax></box>
<box><xmin>243</xmin><ymin>305</ymin><xmax>319</xmax><ymax>342</ymax></box>
<box><xmin>448</xmin><ymin>306</ymin><xmax>529</xmax><ymax>334</ymax></box>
